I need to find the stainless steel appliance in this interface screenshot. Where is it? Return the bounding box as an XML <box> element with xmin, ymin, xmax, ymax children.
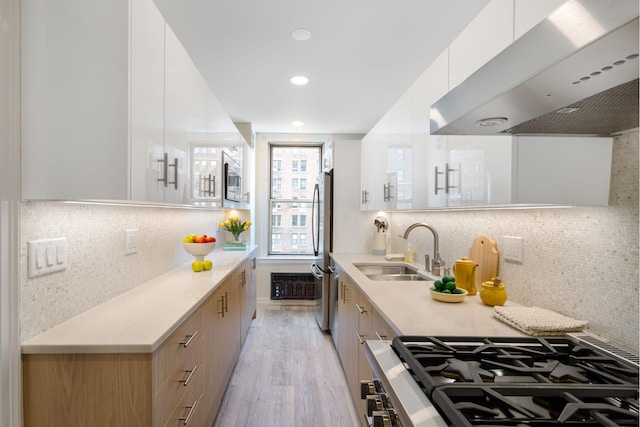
<box><xmin>310</xmin><ymin>169</ymin><xmax>333</xmax><ymax>331</ymax></box>
<box><xmin>364</xmin><ymin>334</ymin><xmax>639</xmax><ymax>426</ymax></box>
<box><xmin>430</xmin><ymin>0</ymin><xmax>639</xmax><ymax>136</ymax></box>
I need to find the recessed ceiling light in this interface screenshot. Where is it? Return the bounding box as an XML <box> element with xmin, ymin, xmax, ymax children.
<box><xmin>291</xmin><ymin>28</ymin><xmax>312</xmax><ymax>41</ymax></box>
<box><xmin>291</xmin><ymin>121</ymin><xmax>304</xmax><ymax>127</ymax></box>
<box><xmin>290</xmin><ymin>75</ymin><xmax>309</xmax><ymax>86</ymax></box>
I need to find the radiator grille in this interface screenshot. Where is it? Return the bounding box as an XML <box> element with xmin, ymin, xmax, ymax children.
<box><xmin>270</xmin><ymin>273</ymin><xmax>317</xmax><ymax>300</ymax></box>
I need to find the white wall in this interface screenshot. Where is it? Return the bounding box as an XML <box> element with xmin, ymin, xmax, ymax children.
<box><xmin>386</xmin><ymin>132</ymin><xmax>639</xmax><ymax>354</ymax></box>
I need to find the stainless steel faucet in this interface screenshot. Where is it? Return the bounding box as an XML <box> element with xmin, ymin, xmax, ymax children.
<box><xmin>402</xmin><ymin>223</ymin><xmax>444</xmax><ymax>275</ymax></box>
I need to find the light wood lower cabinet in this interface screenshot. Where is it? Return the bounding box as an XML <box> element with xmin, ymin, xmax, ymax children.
<box><xmin>22</xmin><ymin>261</ymin><xmax>255</xmax><ymax>427</ymax></box>
<box><xmin>336</xmin><ymin>271</ymin><xmax>396</xmax><ymax>425</ymax></box>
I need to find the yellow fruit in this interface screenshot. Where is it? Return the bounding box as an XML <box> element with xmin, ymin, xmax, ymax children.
<box><xmin>203</xmin><ymin>260</ymin><xmax>212</xmax><ymax>270</ymax></box>
<box><xmin>183</xmin><ymin>234</ymin><xmax>196</xmax><ymax>243</ymax></box>
<box><xmin>191</xmin><ymin>261</ymin><xmax>204</xmax><ymax>272</ymax></box>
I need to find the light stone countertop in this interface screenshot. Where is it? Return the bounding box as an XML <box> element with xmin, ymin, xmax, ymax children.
<box><xmin>331</xmin><ymin>253</ymin><xmax>526</xmax><ymax>337</ymax></box>
<box><xmin>21</xmin><ymin>246</ymin><xmax>257</xmax><ymax>355</ymax></box>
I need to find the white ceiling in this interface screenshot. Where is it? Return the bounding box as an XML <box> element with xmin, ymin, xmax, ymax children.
<box><xmin>154</xmin><ymin>0</ymin><xmax>490</xmax><ymax>135</ymax></box>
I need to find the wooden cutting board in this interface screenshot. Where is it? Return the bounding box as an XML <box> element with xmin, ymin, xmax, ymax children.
<box><xmin>469</xmin><ymin>235</ymin><xmax>499</xmax><ymax>292</ymax></box>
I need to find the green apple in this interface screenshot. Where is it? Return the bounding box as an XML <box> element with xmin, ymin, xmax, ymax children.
<box><xmin>203</xmin><ymin>260</ymin><xmax>212</xmax><ymax>271</ymax></box>
<box><xmin>183</xmin><ymin>234</ymin><xmax>197</xmax><ymax>243</ymax></box>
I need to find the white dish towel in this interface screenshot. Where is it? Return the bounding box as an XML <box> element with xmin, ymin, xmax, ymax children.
<box><xmin>493</xmin><ymin>306</ymin><xmax>588</xmax><ymax>336</ymax></box>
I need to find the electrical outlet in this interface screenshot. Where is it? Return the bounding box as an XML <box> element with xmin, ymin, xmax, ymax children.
<box><xmin>125</xmin><ymin>229</ymin><xmax>139</xmax><ymax>255</ymax></box>
<box><xmin>28</xmin><ymin>238</ymin><xmax>68</xmax><ymax>278</ymax></box>
<box><xmin>503</xmin><ymin>236</ymin><xmax>524</xmax><ymax>262</ymax></box>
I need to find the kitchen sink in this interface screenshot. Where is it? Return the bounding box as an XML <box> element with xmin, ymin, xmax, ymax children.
<box><xmin>355</xmin><ymin>264</ymin><xmax>433</xmax><ymax>281</ymax></box>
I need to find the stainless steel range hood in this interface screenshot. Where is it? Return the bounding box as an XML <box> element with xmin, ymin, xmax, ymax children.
<box><xmin>430</xmin><ymin>0</ymin><xmax>639</xmax><ymax>136</ymax></box>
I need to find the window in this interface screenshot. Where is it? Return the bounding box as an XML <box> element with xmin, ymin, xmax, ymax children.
<box><xmin>269</xmin><ymin>144</ymin><xmax>322</xmax><ymax>255</ymax></box>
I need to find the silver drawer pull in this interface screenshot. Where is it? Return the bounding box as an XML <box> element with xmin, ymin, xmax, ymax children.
<box><xmin>356</xmin><ymin>303</ymin><xmax>367</xmax><ymax>314</ymax></box>
<box><xmin>179</xmin><ymin>364</ymin><xmax>199</xmax><ymax>387</ymax></box>
<box><xmin>355</xmin><ymin>332</ymin><xmax>365</xmax><ymax>345</ymax></box>
<box><xmin>375</xmin><ymin>332</ymin><xmax>387</xmax><ymax>341</ymax></box>
<box><xmin>180</xmin><ymin>330</ymin><xmax>198</xmax><ymax>348</ymax></box>
<box><xmin>179</xmin><ymin>398</ymin><xmax>199</xmax><ymax>425</ymax></box>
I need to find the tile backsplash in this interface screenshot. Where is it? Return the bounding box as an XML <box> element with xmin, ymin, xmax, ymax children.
<box><xmin>19</xmin><ymin>203</ymin><xmax>238</xmax><ymax>341</ymax></box>
<box><xmin>388</xmin><ymin>132</ymin><xmax>638</xmax><ymax>354</ymax></box>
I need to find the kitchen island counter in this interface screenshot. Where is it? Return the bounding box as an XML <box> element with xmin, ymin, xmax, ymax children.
<box><xmin>22</xmin><ymin>246</ymin><xmax>257</xmax><ymax>354</ymax></box>
<box><xmin>331</xmin><ymin>253</ymin><xmax>526</xmax><ymax>337</ymax></box>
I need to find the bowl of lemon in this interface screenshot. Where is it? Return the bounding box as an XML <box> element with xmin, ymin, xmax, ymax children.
<box><xmin>429</xmin><ymin>275</ymin><xmax>467</xmax><ymax>303</ymax></box>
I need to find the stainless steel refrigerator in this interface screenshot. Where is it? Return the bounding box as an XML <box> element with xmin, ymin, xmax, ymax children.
<box><xmin>310</xmin><ymin>169</ymin><xmax>333</xmax><ymax>332</ymax></box>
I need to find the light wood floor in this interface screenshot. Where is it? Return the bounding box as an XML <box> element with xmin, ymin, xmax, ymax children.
<box><xmin>213</xmin><ymin>302</ymin><xmax>360</xmax><ymax>427</ymax></box>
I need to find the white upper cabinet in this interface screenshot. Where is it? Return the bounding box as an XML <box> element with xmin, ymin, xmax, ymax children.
<box><xmin>448</xmin><ymin>0</ymin><xmax>514</xmax><ymax>89</ymax></box>
<box><xmin>130</xmin><ymin>0</ymin><xmax>165</xmax><ymax>203</ymax></box>
<box><xmin>22</xmin><ymin>0</ymin><xmax>245</xmax><ymax>206</ymax></box>
<box><xmin>22</xmin><ymin>0</ymin><xmax>129</xmax><ymax>200</ymax></box>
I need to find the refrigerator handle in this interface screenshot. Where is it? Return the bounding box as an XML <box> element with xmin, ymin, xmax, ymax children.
<box><xmin>312</xmin><ymin>183</ymin><xmax>320</xmax><ymax>256</ymax></box>
<box><xmin>310</xmin><ymin>263</ymin><xmax>324</xmax><ymax>279</ymax></box>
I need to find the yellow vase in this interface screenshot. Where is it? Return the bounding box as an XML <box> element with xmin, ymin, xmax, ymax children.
<box><xmin>479</xmin><ymin>277</ymin><xmax>508</xmax><ymax>307</ymax></box>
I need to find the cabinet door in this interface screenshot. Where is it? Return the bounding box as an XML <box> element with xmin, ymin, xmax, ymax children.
<box><xmin>448</xmin><ymin>0</ymin><xmax>514</xmax><ymax>89</ymax></box>
<box><xmin>513</xmin><ymin>136</ymin><xmax>613</xmax><ymax>206</ymax></box>
<box><xmin>163</xmin><ymin>25</ymin><xmax>208</xmax><ymax>204</ymax></box>
<box><xmin>240</xmin><ymin>255</ymin><xmax>257</xmax><ymax>344</ymax></box>
<box><xmin>130</xmin><ymin>0</ymin><xmax>165</xmax><ymax>203</ymax></box>
<box><xmin>446</xmin><ymin>135</ymin><xmax>513</xmax><ymax>207</ymax></box>
<box><xmin>21</xmin><ymin>0</ymin><xmax>129</xmax><ymax>200</ymax></box>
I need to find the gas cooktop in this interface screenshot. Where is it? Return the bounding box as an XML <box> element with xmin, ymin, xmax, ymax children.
<box><xmin>391</xmin><ymin>335</ymin><xmax>639</xmax><ymax>426</ymax></box>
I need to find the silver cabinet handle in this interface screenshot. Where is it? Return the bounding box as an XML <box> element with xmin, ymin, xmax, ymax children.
<box><xmin>179</xmin><ymin>364</ymin><xmax>199</xmax><ymax>386</ymax></box>
<box><xmin>445</xmin><ymin>162</ymin><xmax>459</xmax><ymax>194</ymax></box>
<box><xmin>180</xmin><ymin>330</ymin><xmax>198</xmax><ymax>348</ymax></box>
<box><xmin>356</xmin><ymin>303</ymin><xmax>367</xmax><ymax>314</ymax></box>
<box><xmin>224</xmin><ymin>291</ymin><xmax>228</xmax><ymax>313</ymax></box>
<box><xmin>179</xmin><ymin>398</ymin><xmax>199</xmax><ymax>425</ymax></box>
<box><xmin>217</xmin><ymin>296</ymin><xmax>224</xmax><ymax>317</ymax></box>
<box><xmin>361</xmin><ymin>189</ymin><xmax>369</xmax><ymax>205</ymax></box>
<box><xmin>168</xmin><ymin>157</ymin><xmax>178</xmax><ymax>190</ymax></box>
<box><xmin>375</xmin><ymin>332</ymin><xmax>387</xmax><ymax>341</ymax></box>
<box><xmin>355</xmin><ymin>331</ymin><xmax>365</xmax><ymax>345</ymax></box>
<box><xmin>435</xmin><ymin>166</ymin><xmax>445</xmax><ymax>195</ymax></box>
<box><xmin>158</xmin><ymin>153</ymin><xmax>169</xmax><ymax>187</ymax></box>
<box><xmin>383</xmin><ymin>183</ymin><xmax>394</xmax><ymax>202</ymax></box>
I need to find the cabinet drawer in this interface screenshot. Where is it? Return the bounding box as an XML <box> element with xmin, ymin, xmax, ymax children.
<box><xmin>154</xmin><ymin>307</ymin><xmax>203</xmax><ymax>390</ymax></box>
<box><xmin>162</xmin><ymin>364</ymin><xmax>204</xmax><ymax>427</ymax></box>
<box><xmin>155</xmin><ymin>343</ymin><xmax>202</xmax><ymax>425</ymax></box>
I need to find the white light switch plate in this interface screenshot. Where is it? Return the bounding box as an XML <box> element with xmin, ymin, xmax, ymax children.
<box><xmin>503</xmin><ymin>236</ymin><xmax>524</xmax><ymax>262</ymax></box>
<box><xmin>125</xmin><ymin>229</ymin><xmax>139</xmax><ymax>255</ymax></box>
<box><xmin>28</xmin><ymin>238</ymin><xmax>68</xmax><ymax>278</ymax></box>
